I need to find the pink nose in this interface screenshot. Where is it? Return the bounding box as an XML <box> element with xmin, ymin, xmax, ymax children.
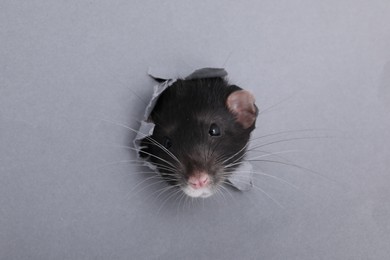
<box><xmin>188</xmin><ymin>172</ymin><xmax>209</xmax><ymax>189</ymax></box>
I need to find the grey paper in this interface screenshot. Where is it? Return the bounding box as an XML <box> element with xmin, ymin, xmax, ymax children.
<box><xmin>2</xmin><ymin>1</ymin><xmax>390</xmax><ymax>259</ymax></box>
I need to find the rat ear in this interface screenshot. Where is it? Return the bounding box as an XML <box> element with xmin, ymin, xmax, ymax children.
<box><xmin>226</xmin><ymin>90</ymin><xmax>257</xmax><ymax>129</ymax></box>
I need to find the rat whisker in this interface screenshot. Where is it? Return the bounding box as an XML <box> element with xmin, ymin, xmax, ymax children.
<box><xmin>146</xmin><ymin>165</ymin><xmax>177</xmax><ymax>173</ymax></box>
<box><xmin>247</xmin><ymin>149</ymin><xmax>305</xmax><ymax>157</ymax></box>
<box><xmin>125</xmin><ymin>171</ymin><xmax>161</xmax><ymax>175</ymax></box>
<box><xmin>257</xmin><ymin>91</ymin><xmax>300</xmax><ymax>117</ymax></box>
<box><xmin>135</xmin><ymin>162</ymin><xmax>178</xmax><ymax>173</ymax></box>
<box><xmin>222</xmin><ymin>151</ymin><xmax>249</xmax><ymax>169</ymax></box>
<box><xmin>93</xmin><ymin>160</ymin><xmax>145</xmax><ymax>171</ymax></box>
<box><xmin>130</xmin><ymin>175</ymin><xmax>162</xmax><ymax>194</ymax></box>
<box><xmin>208</xmin><ymin>138</ymin><xmax>223</xmax><ymax>160</ymax></box>
<box><xmin>215</xmin><ymin>186</ymin><xmax>228</xmax><ymax>204</ymax></box>
<box><xmin>90</xmin><ymin>117</ymin><xmax>182</xmax><ymax>166</ymax></box>
<box><xmin>185</xmin><ymin>195</ymin><xmax>192</xmax><ymax>209</ymax></box>
<box><xmin>142</xmin><ymin>184</ymin><xmax>174</xmax><ymax>206</ymax></box>
<box><xmin>246</xmin><ymin>149</ymin><xmax>306</xmax><ymax>171</ymax></box>
<box><xmin>150</xmin><ymin>185</ymin><xmax>179</xmax><ymax>204</ymax></box>
<box><xmin>226</xmin><ymin>150</ymin><xmax>303</xmax><ymax>169</ymax></box>
<box><xmin>144</xmin><ymin>183</ymin><xmax>181</xmax><ymax>206</ymax></box>
<box><xmin>247</xmin><ymin>159</ymin><xmax>337</xmax><ymax>183</ymax></box>
<box><xmin>231</xmin><ymin>169</ymin><xmax>301</xmax><ymax>192</ymax></box>
<box><xmin>143</xmin><ymin>137</ymin><xmax>183</xmax><ymax>168</ymax></box>
<box><xmin>215</xmin><ymin>186</ymin><xmax>226</xmax><ymax>203</ymax></box>
<box><xmin>139</xmin><ymin>139</ymin><xmax>182</xmax><ymax>167</ymax></box>
<box><xmin>125</xmin><ymin>177</ymin><xmax>166</xmax><ymax>202</ymax></box>
<box><xmin>89</xmin><ymin>116</ymin><xmax>143</xmax><ymax>134</ymax></box>
<box><xmin>249</xmin><ymin>136</ymin><xmax>335</xmax><ymax>151</ymax></box>
<box><xmin>93</xmin><ymin>146</ymin><xmax>177</xmax><ymax>172</ymax></box>
<box><xmin>125</xmin><ymin>146</ymin><xmax>177</xmax><ymax>169</ymax></box>
<box><xmin>174</xmin><ymin>191</ymin><xmax>189</xmax><ymax>213</ymax></box>
<box><xmin>128</xmin><ymin>178</ymin><xmax>167</xmax><ymax>199</ymax></box>
<box><xmin>226</xmin><ymin>179</ymin><xmax>284</xmax><ymax>209</ymax></box>
<box><xmin>220</xmin><ymin>142</ymin><xmax>250</xmax><ymax>165</ymax></box>
<box><xmin>175</xmin><ymin>191</ymin><xmax>186</xmax><ymax>213</ymax></box>
<box><xmin>249</xmin><ymin>128</ymin><xmax>339</xmax><ymax>143</ymax></box>
<box><xmin>124</xmin><ymin>86</ymin><xmax>149</xmax><ymax>106</ymax></box>
<box><xmin>217</xmin><ymin>183</ymin><xmax>234</xmax><ymax>201</ymax></box>
<box><xmin>157</xmin><ymin>188</ymin><xmax>183</xmax><ymax>215</ymax></box>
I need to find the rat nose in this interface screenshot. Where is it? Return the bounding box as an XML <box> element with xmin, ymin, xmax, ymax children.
<box><xmin>188</xmin><ymin>172</ymin><xmax>209</xmax><ymax>189</ymax></box>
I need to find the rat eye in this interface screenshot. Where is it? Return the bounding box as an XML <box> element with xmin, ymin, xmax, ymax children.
<box><xmin>209</xmin><ymin>123</ymin><xmax>221</xmax><ymax>137</ymax></box>
<box><xmin>163</xmin><ymin>136</ymin><xmax>172</xmax><ymax>149</ymax></box>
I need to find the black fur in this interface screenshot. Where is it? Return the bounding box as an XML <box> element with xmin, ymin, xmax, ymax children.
<box><xmin>140</xmin><ymin>77</ymin><xmax>256</xmax><ymax>188</ymax></box>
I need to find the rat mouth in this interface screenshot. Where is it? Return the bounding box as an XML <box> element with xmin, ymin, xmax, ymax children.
<box><xmin>181</xmin><ymin>185</ymin><xmax>214</xmax><ymax>198</ymax></box>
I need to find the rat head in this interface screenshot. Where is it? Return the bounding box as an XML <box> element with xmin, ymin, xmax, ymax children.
<box><xmin>139</xmin><ymin>78</ymin><xmax>257</xmax><ymax>198</ymax></box>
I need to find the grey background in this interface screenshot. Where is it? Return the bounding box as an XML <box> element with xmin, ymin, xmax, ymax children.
<box><xmin>1</xmin><ymin>1</ymin><xmax>390</xmax><ymax>259</ymax></box>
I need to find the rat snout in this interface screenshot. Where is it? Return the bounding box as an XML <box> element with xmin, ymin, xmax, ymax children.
<box><xmin>188</xmin><ymin>171</ymin><xmax>210</xmax><ymax>189</ymax></box>
<box><xmin>182</xmin><ymin>170</ymin><xmax>213</xmax><ymax>198</ymax></box>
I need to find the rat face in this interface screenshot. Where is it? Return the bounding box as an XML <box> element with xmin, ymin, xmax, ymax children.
<box><xmin>139</xmin><ymin>78</ymin><xmax>257</xmax><ymax>198</ymax></box>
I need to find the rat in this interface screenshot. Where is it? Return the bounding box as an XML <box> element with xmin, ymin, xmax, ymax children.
<box><xmin>139</xmin><ymin>76</ymin><xmax>258</xmax><ymax>198</ymax></box>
